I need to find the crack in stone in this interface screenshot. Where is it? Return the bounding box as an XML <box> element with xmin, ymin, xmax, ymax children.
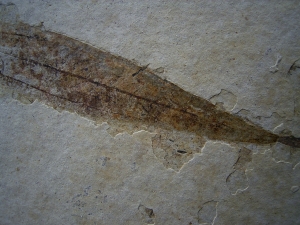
<box><xmin>226</xmin><ymin>147</ymin><xmax>252</xmax><ymax>195</ymax></box>
<box><xmin>269</xmin><ymin>54</ymin><xmax>282</xmax><ymax>73</ymax></box>
<box><xmin>288</xmin><ymin>58</ymin><xmax>300</xmax><ymax>75</ymax></box>
<box><xmin>198</xmin><ymin>200</ymin><xmax>218</xmax><ymax>225</ymax></box>
<box><xmin>132</xmin><ymin>64</ymin><xmax>149</xmax><ymax>77</ymax></box>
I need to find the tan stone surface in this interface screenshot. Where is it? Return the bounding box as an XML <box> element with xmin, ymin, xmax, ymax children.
<box><xmin>0</xmin><ymin>1</ymin><xmax>299</xmax><ymax>224</ymax></box>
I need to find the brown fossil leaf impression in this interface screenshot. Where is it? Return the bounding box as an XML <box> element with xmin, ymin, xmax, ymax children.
<box><xmin>0</xmin><ymin>22</ymin><xmax>299</xmax><ymax>169</ymax></box>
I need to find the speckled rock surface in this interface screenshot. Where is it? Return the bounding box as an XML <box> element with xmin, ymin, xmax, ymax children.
<box><xmin>0</xmin><ymin>1</ymin><xmax>299</xmax><ymax>224</ymax></box>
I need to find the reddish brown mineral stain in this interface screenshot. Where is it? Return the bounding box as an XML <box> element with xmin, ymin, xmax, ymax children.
<box><xmin>0</xmin><ymin>22</ymin><xmax>299</xmax><ymax>147</ymax></box>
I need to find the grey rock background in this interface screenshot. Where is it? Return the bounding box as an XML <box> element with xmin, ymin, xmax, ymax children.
<box><xmin>0</xmin><ymin>1</ymin><xmax>299</xmax><ymax>224</ymax></box>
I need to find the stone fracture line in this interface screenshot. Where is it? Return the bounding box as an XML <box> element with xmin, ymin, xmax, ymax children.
<box><xmin>0</xmin><ymin>22</ymin><xmax>299</xmax><ymax>147</ymax></box>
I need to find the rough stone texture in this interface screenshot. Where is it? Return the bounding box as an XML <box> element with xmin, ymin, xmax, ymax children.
<box><xmin>0</xmin><ymin>1</ymin><xmax>300</xmax><ymax>225</ymax></box>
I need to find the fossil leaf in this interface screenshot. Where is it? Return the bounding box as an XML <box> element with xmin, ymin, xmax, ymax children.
<box><xmin>0</xmin><ymin>22</ymin><xmax>299</xmax><ymax>147</ymax></box>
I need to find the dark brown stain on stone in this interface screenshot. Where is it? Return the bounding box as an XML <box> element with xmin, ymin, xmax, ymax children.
<box><xmin>138</xmin><ymin>204</ymin><xmax>155</xmax><ymax>224</ymax></box>
<box><xmin>0</xmin><ymin>22</ymin><xmax>299</xmax><ymax>147</ymax></box>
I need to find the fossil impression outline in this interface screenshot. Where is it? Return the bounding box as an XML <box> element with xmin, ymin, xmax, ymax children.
<box><xmin>0</xmin><ymin>22</ymin><xmax>299</xmax><ymax>148</ymax></box>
